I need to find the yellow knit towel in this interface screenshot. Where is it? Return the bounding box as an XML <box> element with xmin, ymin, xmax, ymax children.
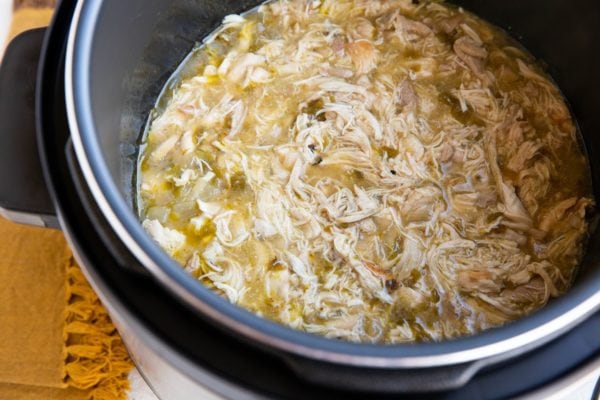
<box><xmin>0</xmin><ymin>216</ymin><xmax>134</xmax><ymax>400</ymax></box>
<box><xmin>64</xmin><ymin>260</ymin><xmax>133</xmax><ymax>399</ymax></box>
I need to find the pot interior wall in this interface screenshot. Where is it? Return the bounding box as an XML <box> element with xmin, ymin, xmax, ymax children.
<box><xmin>87</xmin><ymin>0</ymin><xmax>600</xmax><ymax>299</ymax></box>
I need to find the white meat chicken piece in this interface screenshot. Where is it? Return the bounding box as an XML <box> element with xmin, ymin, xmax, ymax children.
<box><xmin>345</xmin><ymin>40</ymin><xmax>377</xmax><ymax>75</ymax></box>
<box><xmin>142</xmin><ymin>219</ymin><xmax>186</xmax><ymax>254</ymax></box>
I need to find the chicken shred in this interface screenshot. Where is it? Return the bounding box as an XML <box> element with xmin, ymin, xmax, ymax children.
<box><xmin>138</xmin><ymin>0</ymin><xmax>594</xmax><ymax>343</ymax></box>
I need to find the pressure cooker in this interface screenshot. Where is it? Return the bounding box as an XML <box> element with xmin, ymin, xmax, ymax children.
<box><xmin>0</xmin><ymin>0</ymin><xmax>599</xmax><ymax>398</ymax></box>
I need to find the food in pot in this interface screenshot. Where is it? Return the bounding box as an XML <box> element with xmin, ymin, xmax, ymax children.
<box><xmin>137</xmin><ymin>0</ymin><xmax>594</xmax><ymax>342</ymax></box>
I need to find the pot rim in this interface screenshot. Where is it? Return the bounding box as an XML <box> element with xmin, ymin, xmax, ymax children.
<box><xmin>64</xmin><ymin>0</ymin><xmax>600</xmax><ymax>369</ymax></box>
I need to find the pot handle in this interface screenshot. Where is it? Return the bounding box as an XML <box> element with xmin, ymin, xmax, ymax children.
<box><xmin>0</xmin><ymin>28</ymin><xmax>58</xmax><ymax>228</ymax></box>
<box><xmin>284</xmin><ymin>355</ymin><xmax>486</xmax><ymax>393</ymax></box>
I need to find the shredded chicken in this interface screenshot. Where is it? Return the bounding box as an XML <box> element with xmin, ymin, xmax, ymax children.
<box><xmin>138</xmin><ymin>0</ymin><xmax>594</xmax><ymax>343</ymax></box>
<box><xmin>346</xmin><ymin>40</ymin><xmax>378</xmax><ymax>75</ymax></box>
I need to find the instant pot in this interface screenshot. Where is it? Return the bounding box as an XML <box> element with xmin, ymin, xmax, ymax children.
<box><xmin>1</xmin><ymin>0</ymin><xmax>599</xmax><ymax>398</ymax></box>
